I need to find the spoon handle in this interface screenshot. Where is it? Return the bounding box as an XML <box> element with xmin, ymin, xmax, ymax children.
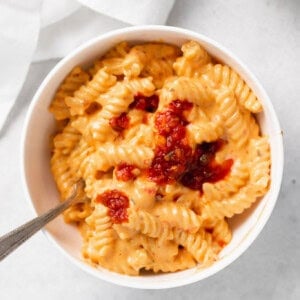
<box><xmin>0</xmin><ymin>196</ymin><xmax>74</xmax><ymax>262</ymax></box>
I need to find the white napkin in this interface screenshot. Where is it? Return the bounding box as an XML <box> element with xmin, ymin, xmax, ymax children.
<box><xmin>0</xmin><ymin>0</ymin><xmax>175</xmax><ymax>131</ymax></box>
<box><xmin>0</xmin><ymin>0</ymin><xmax>41</xmax><ymax>130</ymax></box>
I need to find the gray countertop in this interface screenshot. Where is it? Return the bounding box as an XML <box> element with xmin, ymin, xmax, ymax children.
<box><xmin>0</xmin><ymin>1</ymin><xmax>299</xmax><ymax>299</ymax></box>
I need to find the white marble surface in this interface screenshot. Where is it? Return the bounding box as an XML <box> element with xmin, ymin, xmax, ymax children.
<box><xmin>0</xmin><ymin>0</ymin><xmax>299</xmax><ymax>299</ymax></box>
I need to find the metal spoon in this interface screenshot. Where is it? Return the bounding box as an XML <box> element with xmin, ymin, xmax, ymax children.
<box><xmin>0</xmin><ymin>180</ymin><xmax>86</xmax><ymax>261</ymax></box>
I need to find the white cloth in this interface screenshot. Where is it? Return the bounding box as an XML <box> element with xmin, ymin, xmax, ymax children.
<box><xmin>0</xmin><ymin>0</ymin><xmax>175</xmax><ymax>131</ymax></box>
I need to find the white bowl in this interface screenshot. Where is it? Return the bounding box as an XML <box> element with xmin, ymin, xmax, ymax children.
<box><xmin>21</xmin><ymin>25</ymin><xmax>283</xmax><ymax>289</ymax></box>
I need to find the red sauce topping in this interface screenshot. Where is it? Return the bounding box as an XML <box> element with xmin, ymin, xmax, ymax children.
<box><xmin>148</xmin><ymin>100</ymin><xmax>193</xmax><ymax>184</ymax></box>
<box><xmin>179</xmin><ymin>141</ymin><xmax>233</xmax><ymax>191</ymax></box>
<box><xmin>96</xmin><ymin>190</ymin><xmax>129</xmax><ymax>224</ymax></box>
<box><xmin>130</xmin><ymin>93</ymin><xmax>159</xmax><ymax>112</ymax></box>
<box><xmin>109</xmin><ymin>112</ymin><xmax>130</xmax><ymax>132</ymax></box>
<box><xmin>147</xmin><ymin>99</ymin><xmax>233</xmax><ymax>191</ymax></box>
<box><xmin>218</xmin><ymin>240</ymin><xmax>226</xmax><ymax>248</ymax></box>
<box><xmin>115</xmin><ymin>163</ymin><xmax>138</xmax><ymax>181</ymax></box>
<box><xmin>142</xmin><ymin>114</ymin><xmax>148</xmax><ymax>124</ymax></box>
<box><xmin>205</xmin><ymin>228</ymin><xmax>214</xmax><ymax>234</ymax></box>
<box><xmin>173</xmin><ymin>195</ymin><xmax>180</xmax><ymax>202</ymax></box>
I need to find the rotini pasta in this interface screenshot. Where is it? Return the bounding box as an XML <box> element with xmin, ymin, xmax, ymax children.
<box><xmin>248</xmin><ymin>137</ymin><xmax>271</xmax><ymax>195</ymax></box>
<box><xmin>202</xmin><ymin>64</ymin><xmax>262</xmax><ymax>112</ymax></box>
<box><xmin>50</xmin><ymin>151</ymin><xmax>78</xmax><ymax>200</ymax></box>
<box><xmin>124</xmin><ymin>207</ymin><xmax>174</xmax><ymax>241</ymax></box>
<box><xmin>82</xmin><ymin>204</ymin><xmax>115</xmax><ymax>262</ymax></box>
<box><xmin>173</xmin><ymin>40</ymin><xmax>211</xmax><ymax>77</ymax></box>
<box><xmin>159</xmin><ymin>76</ymin><xmax>213</xmax><ymax>108</ymax></box>
<box><xmin>52</xmin><ymin>122</ymin><xmax>81</xmax><ymax>155</ymax></box>
<box><xmin>49</xmin><ymin>41</ymin><xmax>270</xmax><ymax>275</ymax></box>
<box><xmin>153</xmin><ymin>202</ymin><xmax>203</xmax><ymax>233</ymax></box>
<box><xmin>84</xmin><ymin>77</ymin><xmax>155</xmax><ymax>143</ymax></box>
<box><xmin>90</xmin><ymin>143</ymin><xmax>154</xmax><ymax>171</ymax></box>
<box><xmin>65</xmin><ymin>67</ymin><xmax>116</xmax><ymax>116</ymax></box>
<box><xmin>64</xmin><ymin>202</ymin><xmax>93</xmax><ymax>223</ymax></box>
<box><xmin>210</xmin><ymin>219</ymin><xmax>232</xmax><ymax>251</ymax></box>
<box><xmin>215</xmin><ymin>87</ymin><xmax>250</xmax><ymax>149</ymax></box>
<box><xmin>201</xmin><ymin>185</ymin><xmax>259</xmax><ymax>220</ymax></box>
<box><xmin>187</xmin><ymin>113</ymin><xmax>224</xmax><ymax>144</ymax></box>
<box><xmin>49</xmin><ymin>67</ymin><xmax>89</xmax><ymax>120</ymax></box>
<box><xmin>201</xmin><ymin>159</ymin><xmax>249</xmax><ymax>203</ymax></box>
<box><xmin>148</xmin><ymin>249</ymin><xmax>196</xmax><ymax>273</ymax></box>
<box><xmin>174</xmin><ymin>229</ymin><xmax>216</xmax><ymax>264</ymax></box>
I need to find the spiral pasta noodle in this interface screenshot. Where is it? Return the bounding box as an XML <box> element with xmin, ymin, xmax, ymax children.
<box><xmin>203</xmin><ymin>64</ymin><xmax>262</xmax><ymax>112</ymax></box>
<box><xmin>82</xmin><ymin>204</ymin><xmax>115</xmax><ymax>262</ymax></box>
<box><xmin>49</xmin><ymin>67</ymin><xmax>89</xmax><ymax>120</ymax></box>
<box><xmin>124</xmin><ymin>208</ymin><xmax>174</xmax><ymax>241</ymax></box>
<box><xmin>173</xmin><ymin>40</ymin><xmax>211</xmax><ymax>77</ymax></box>
<box><xmin>65</xmin><ymin>67</ymin><xmax>116</xmax><ymax>116</ymax></box>
<box><xmin>215</xmin><ymin>87</ymin><xmax>250</xmax><ymax>149</ymax></box>
<box><xmin>174</xmin><ymin>229</ymin><xmax>216</xmax><ymax>264</ymax></box>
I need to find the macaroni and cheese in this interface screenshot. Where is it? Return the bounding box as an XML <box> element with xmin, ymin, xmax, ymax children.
<box><xmin>49</xmin><ymin>41</ymin><xmax>270</xmax><ymax>275</ymax></box>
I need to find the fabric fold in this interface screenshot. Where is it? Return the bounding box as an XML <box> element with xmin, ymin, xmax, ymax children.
<box><xmin>0</xmin><ymin>0</ymin><xmax>42</xmax><ymax>130</ymax></box>
<box><xmin>0</xmin><ymin>0</ymin><xmax>175</xmax><ymax>131</ymax></box>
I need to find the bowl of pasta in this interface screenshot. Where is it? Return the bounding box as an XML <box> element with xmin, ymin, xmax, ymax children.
<box><xmin>21</xmin><ymin>26</ymin><xmax>283</xmax><ymax>289</ymax></box>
